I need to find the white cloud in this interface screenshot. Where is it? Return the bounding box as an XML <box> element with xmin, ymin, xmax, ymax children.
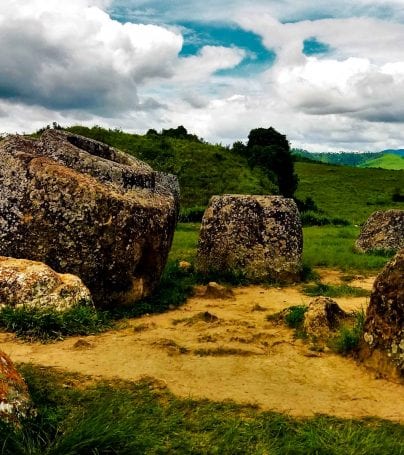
<box><xmin>173</xmin><ymin>46</ymin><xmax>246</xmax><ymax>83</ymax></box>
<box><xmin>0</xmin><ymin>0</ymin><xmax>182</xmax><ymax>113</ymax></box>
<box><xmin>1</xmin><ymin>0</ymin><xmax>404</xmax><ymax>152</ymax></box>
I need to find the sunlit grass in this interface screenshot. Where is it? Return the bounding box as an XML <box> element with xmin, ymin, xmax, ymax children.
<box><xmin>1</xmin><ymin>365</ymin><xmax>402</xmax><ymax>455</ymax></box>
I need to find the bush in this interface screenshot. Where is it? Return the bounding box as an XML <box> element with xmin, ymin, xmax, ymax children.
<box><xmin>179</xmin><ymin>206</ymin><xmax>206</xmax><ymax>222</ymax></box>
<box><xmin>301</xmin><ymin>211</ymin><xmax>350</xmax><ymax>227</ymax></box>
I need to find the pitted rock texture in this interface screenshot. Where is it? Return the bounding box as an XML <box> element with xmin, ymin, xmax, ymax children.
<box><xmin>303</xmin><ymin>297</ymin><xmax>347</xmax><ymax>340</ymax></box>
<box><xmin>0</xmin><ymin>351</ymin><xmax>34</xmax><ymax>425</ymax></box>
<box><xmin>359</xmin><ymin>249</ymin><xmax>404</xmax><ymax>381</ymax></box>
<box><xmin>0</xmin><ymin>130</ymin><xmax>178</xmax><ymax>307</ymax></box>
<box><xmin>356</xmin><ymin>209</ymin><xmax>404</xmax><ymax>253</ymax></box>
<box><xmin>196</xmin><ymin>195</ymin><xmax>303</xmax><ymax>282</ymax></box>
<box><xmin>0</xmin><ymin>256</ymin><xmax>92</xmax><ymax>311</ymax></box>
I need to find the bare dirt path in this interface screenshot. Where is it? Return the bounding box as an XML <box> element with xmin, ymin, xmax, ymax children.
<box><xmin>1</xmin><ymin>270</ymin><xmax>403</xmax><ymax>422</ymax></box>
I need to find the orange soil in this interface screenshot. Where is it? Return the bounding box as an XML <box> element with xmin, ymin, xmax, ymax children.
<box><xmin>1</xmin><ymin>270</ymin><xmax>403</xmax><ymax>422</ymax></box>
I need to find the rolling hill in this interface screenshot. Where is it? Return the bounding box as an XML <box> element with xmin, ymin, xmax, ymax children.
<box><xmin>359</xmin><ymin>153</ymin><xmax>404</xmax><ymax>170</ymax></box>
<box><xmin>293</xmin><ymin>148</ymin><xmax>404</xmax><ymax>170</ymax></box>
<box><xmin>55</xmin><ymin>126</ymin><xmax>404</xmax><ymax>224</ymax></box>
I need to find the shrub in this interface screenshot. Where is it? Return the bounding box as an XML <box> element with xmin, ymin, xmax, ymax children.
<box><xmin>179</xmin><ymin>206</ymin><xmax>206</xmax><ymax>222</ymax></box>
<box><xmin>301</xmin><ymin>211</ymin><xmax>349</xmax><ymax>227</ymax></box>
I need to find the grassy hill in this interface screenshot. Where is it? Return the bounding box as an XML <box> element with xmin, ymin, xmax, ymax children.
<box><xmin>66</xmin><ymin>126</ymin><xmax>277</xmax><ymax>209</ymax></box>
<box><xmin>62</xmin><ymin>126</ymin><xmax>404</xmax><ymax>224</ymax></box>
<box><xmin>295</xmin><ymin>162</ymin><xmax>404</xmax><ymax>223</ymax></box>
<box><xmin>359</xmin><ymin>153</ymin><xmax>404</xmax><ymax>170</ymax></box>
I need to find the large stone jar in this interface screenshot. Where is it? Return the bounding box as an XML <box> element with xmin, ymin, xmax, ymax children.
<box><xmin>0</xmin><ymin>130</ymin><xmax>178</xmax><ymax>307</ymax></box>
<box><xmin>196</xmin><ymin>195</ymin><xmax>303</xmax><ymax>282</ymax></box>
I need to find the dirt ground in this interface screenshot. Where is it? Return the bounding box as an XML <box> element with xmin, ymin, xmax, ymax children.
<box><xmin>1</xmin><ymin>270</ymin><xmax>403</xmax><ymax>422</ymax></box>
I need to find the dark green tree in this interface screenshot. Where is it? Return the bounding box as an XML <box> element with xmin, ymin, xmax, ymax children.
<box><xmin>246</xmin><ymin>127</ymin><xmax>298</xmax><ymax>198</ymax></box>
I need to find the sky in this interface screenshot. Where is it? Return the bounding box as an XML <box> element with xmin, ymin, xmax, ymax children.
<box><xmin>1</xmin><ymin>1</ymin><xmax>404</xmax><ymax>151</ymax></box>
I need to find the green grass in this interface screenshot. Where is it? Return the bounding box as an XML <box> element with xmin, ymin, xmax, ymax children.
<box><xmin>359</xmin><ymin>153</ymin><xmax>404</xmax><ymax>170</ymax></box>
<box><xmin>172</xmin><ymin>223</ymin><xmax>395</xmax><ymax>274</ymax></box>
<box><xmin>295</xmin><ymin>162</ymin><xmax>404</xmax><ymax>224</ymax></box>
<box><xmin>1</xmin><ymin>364</ymin><xmax>402</xmax><ymax>455</ymax></box>
<box><xmin>168</xmin><ymin>223</ymin><xmax>200</xmax><ymax>264</ymax></box>
<box><xmin>302</xmin><ymin>226</ymin><xmax>395</xmax><ymax>272</ymax></box>
<box><xmin>329</xmin><ymin>310</ymin><xmax>366</xmax><ymax>355</ymax></box>
<box><xmin>284</xmin><ymin>305</ymin><xmax>308</xmax><ymax>329</ymax></box>
<box><xmin>66</xmin><ymin>126</ymin><xmax>277</xmax><ymax>209</ymax></box>
<box><xmin>0</xmin><ymin>305</ymin><xmax>111</xmax><ymax>342</ymax></box>
<box><xmin>302</xmin><ymin>283</ymin><xmax>370</xmax><ymax>298</ymax></box>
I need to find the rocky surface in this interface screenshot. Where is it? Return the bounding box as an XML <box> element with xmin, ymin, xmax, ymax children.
<box><xmin>0</xmin><ymin>351</ymin><xmax>34</xmax><ymax>426</ymax></box>
<box><xmin>0</xmin><ymin>130</ymin><xmax>178</xmax><ymax>307</ymax></box>
<box><xmin>196</xmin><ymin>195</ymin><xmax>303</xmax><ymax>282</ymax></box>
<box><xmin>303</xmin><ymin>296</ymin><xmax>347</xmax><ymax>340</ymax></box>
<box><xmin>356</xmin><ymin>209</ymin><xmax>404</xmax><ymax>253</ymax></box>
<box><xmin>194</xmin><ymin>282</ymin><xmax>235</xmax><ymax>299</ymax></box>
<box><xmin>359</xmin><ymin>249</ymin><xmax>404</xmax><ymax>382</ymax></box>
<box><xmin>0</xmin><ymin>256</ymin><xmax>92</xmax><ymax>311</ymax></box>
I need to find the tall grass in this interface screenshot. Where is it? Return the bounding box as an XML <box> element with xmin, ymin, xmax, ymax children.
<box><xmin>302</xmin><ymin>226</ymin><xmax>395</xmax><ymax>272</ymax></box>
<box><xmin>0</xmin><ymin>365</ymin><xmax>402</xmax><ymax>454</ymax></box>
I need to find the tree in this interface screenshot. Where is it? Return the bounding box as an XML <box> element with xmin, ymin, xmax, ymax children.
<box><xmin>246</xmin><ymin>127</ymin><xmax>298</xmax><ymax>198</ymax></box>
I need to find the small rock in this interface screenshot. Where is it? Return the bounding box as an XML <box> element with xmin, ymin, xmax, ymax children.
<box><xmin>179</xmin><ymin>261</ymin><xmax>192</xmax><ymax>270</ymax></box>
<box><xmin>194</xmin><ymin>282</ymin><xmax>234</xmax><ymax>299</ymax></box>
<box><xmin>0</xmin><ymin>256</ymin><xmax>92</xmax><ymax>311</ymax></box>
<box><xmin>303</xmin><ymin>296</ymin><xmax>347</xmax><ymax>340</ymax></box>
<box><xmin>73</xmin><ymin>339</ymin><xmax>92</xmax><ymax>349</ymax></box>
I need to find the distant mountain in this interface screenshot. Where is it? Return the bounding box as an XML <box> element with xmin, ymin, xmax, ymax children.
<box><xmin>292</xmin><ymin>149</ymin><xmax>382</xmax><ymax>167</ymax></box>
<box><xmin>359</xmin><ymin>153</ymin><xmax>404</xmax><ymax>170</ymax></box>
<box><xmin>292</xmin><ymin>148</ymin><xmax>404</xmax><ymax>169</ymax></box>
<box><xmin>382</xmin><ymin>149</ymin><xmax>404</xmax><ymax>157</ymax></box>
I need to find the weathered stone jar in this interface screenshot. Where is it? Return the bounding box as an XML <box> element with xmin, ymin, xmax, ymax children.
<box><xmin>196</xmin><ymin>195</ymin><xmax>303</xmax><ymax>282</ymax></box>
<box><xmin>359</xmin><ymin>248</ymin><xmax>404</xmax><ymax>382</ymax></box>
<box><xmin>356</xmin><ymin>209</ymin><xmax>404</xmax><ymax>253</ymax></box>
<box><xmin>0</xmin><ymin>130</ymin><xmax>178</xmax><ymax>307</ymax></box>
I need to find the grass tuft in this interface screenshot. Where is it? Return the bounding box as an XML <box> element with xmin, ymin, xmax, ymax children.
<box><xmin>284</xmin><ymin>305</ymin><xmax>308</xmax><ymax>329</ymax></box>
<box><xmin>302</xmin><ymin>283</ymin><xmax>370</xmax><ymax>298</ymax></box>
<box><xmin>329</xmin><ymin>310</ymin><xmax>366</xmax><ymax>355</ymax></box>
<box><xmin>0</xmin><ymin>305</ymin><xmax>111</xmax><ymax>342</ymax></box>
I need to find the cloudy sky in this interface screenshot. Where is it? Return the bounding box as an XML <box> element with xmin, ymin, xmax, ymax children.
<box><xmin>1</xmin><ymin>0</ymin><xmax>404</xmax><ymax>151</ymax></box>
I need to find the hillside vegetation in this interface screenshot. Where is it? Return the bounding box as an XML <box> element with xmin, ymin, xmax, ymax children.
<box><xmin>295</xmin><ymin>162</ymin><xmax>404</xmax><ymax>223</ymax></box>
<box><xmin>293</xmin><ymin>148</ymin><xmax>404</xmax><ymax>170</ymax></box>
<box><xmin>65</xmin><ymin>126</ymin><xmax>403</xmax><ymax>224</ymax></box>
<box><xmin>66</xmin><ymin>126</ymin><xmax>277</xmax><ymax>209</ymax></box>
<box><xmin>358</xmin><ymin>153</ymin><xmax>404</xmax><ymax>170</ymax></box>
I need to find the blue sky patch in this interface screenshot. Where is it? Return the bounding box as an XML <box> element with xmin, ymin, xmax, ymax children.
<box><xmin>303</xmin><ymin>37</ymin><xmax>331</xmax><ymax>56</ymax></box>
<box><xmin>179</xmin><ymin>22</ymin><xmax>276</xmax><ymax>76</ymax></box>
